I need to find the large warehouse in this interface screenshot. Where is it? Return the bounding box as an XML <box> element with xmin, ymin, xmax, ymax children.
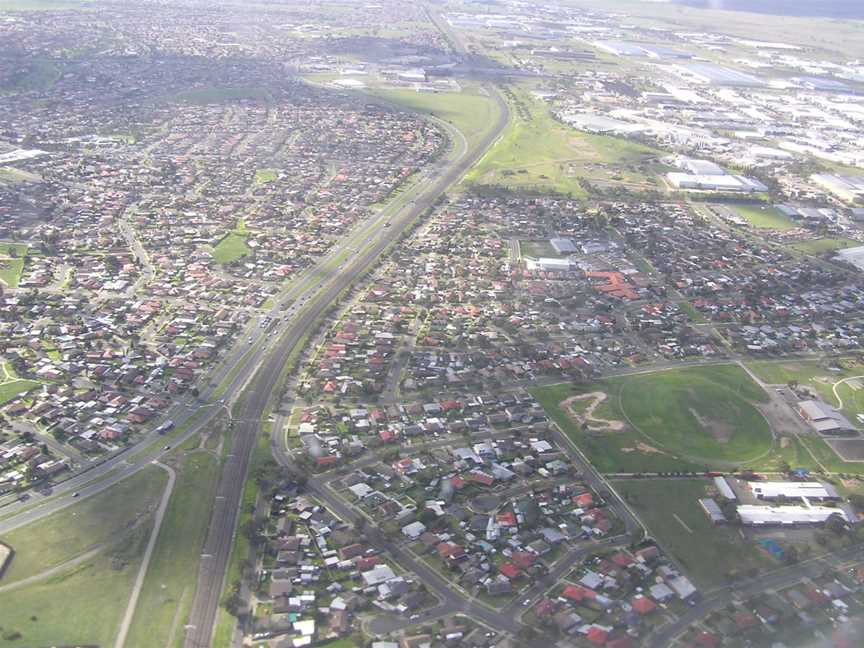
<box><xmin>749</xmin><ymin>480</ymin><xmax>840</xmax><ymax>502</ymax></box>
<box><xmin>737</xmin><ymin>505</ymin><xmax>850</xmax><ymax>526</ymax></box>
<box><xmin>798</xmin><ymin>399</ymin><xmax>856</xmax><ymax>434</ymax></box>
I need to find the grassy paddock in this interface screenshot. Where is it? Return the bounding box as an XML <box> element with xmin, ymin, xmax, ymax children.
<box><xmin>0</xmin><ymin>467</ymin><xmax>167</xmax><ymax>583</ymax></box>
<box><xmin>466</xmin><ymin>87</ymin><xmax>661</xmax><ymax>197</ymax></box>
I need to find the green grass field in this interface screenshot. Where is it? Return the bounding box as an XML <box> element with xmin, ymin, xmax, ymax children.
<box><xmin>125</xmin><ymin>452</ymin><xmax>219</xmax><ymax>648</ymax></box>
<box><xmin>367</xmin><ymin>86</ymin><xmax>500</xmax><ymax>149</ymax></box>
<box><xmin>254</xmin><ymin>168</ymin><xmax>278</xmax><ymax>184</ymax></box>
<box><xmin>519</xmin><ymin>240</ymin><xmax>561</xmax><ymax>258</ymax></box>
<box><xmin>735</xmin><ymin>204</ymin><xmax>796</xmax><ymax>230</ymax></box>
<box><xmin>0</xmin><ymin>378</ymin><xmax>39</xmax><ymax>405</ymax></box>
<box><xmin>0</xmin><ymin>243</ymin><xmax>27</xmax><ymax>288</ymax></box>
<box><xmin>613</xmin><ymin>479</ymin><xmax>772</xmax><ymax>588</ymax></box>
<box><xmin>0</xmin><ymin>467</ymin><xmax>167</xmax><ymax>583</ymax></box>
<box><xmin>172</xmin><ymin>86</ymin><xmax>271</xmax><ymax>105</ymax></box>
<box><xmin>465</xmin><ymin>88</ymin><xmax>661</xmax><ymax>197</ymax></box>
<box><xmin>0</xmin><ymin>525</ymin><xmax>151</xmax><ymax>648</ymax></box>
<box><xmin>533</xmin><ymin>365</ymin><xmax>773</xmax><ymax>472</ymax></box>
<box><xmin>791</xmin><ymin>238</ymin><xmax>860</xmax><ymax>255</ymax></box>
<box><xmin>0</xmin><ymin>362</ymin><xmax>40</xmax><ymax>406</ymax></box>
<box><xmin>212</xmin><ymin>232</ymin><xmax>251</xmax><ymax>264</ymax></box>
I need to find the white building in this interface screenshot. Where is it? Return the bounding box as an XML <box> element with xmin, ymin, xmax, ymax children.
<box><xmin>749</xmin><ymin>480</ymin><xmax>840</xmax><ymax>501</ymax></box>
<box><xmin>737</xmin><ymin>504</ymin><xmax>849</xmax><ymax>526</ymax></box>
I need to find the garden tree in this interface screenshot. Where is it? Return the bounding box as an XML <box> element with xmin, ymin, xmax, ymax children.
<box><xmin>826</xmin><ymin>513</ymin><xmax>849</xmax><ymax>536</ymax></box>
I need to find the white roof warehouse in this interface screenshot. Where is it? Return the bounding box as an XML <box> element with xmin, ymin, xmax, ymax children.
<box><xmin>737</xmin><ymin>505</ymin><xmax>849</xmax><ymax>526</ymax></box>
<box><xmin>749</xmin><ymin>481</ymin><xmax>840</xmax><ymax>501</ymax></box>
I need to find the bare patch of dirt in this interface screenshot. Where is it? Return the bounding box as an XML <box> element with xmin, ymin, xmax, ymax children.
<box><xmin>688</xmin><ymin>407</ymin><xmax>733</xmax><ymax>443</ymax></box>
<box><xmin>621</xmin><ymin>442</ymin><xmax>670</xmax><ymax>455</ymax></box>
<box><xmin>560</xmin><ymin>392</ymin><xmax>626</xmax><ymax>432</ymax></box>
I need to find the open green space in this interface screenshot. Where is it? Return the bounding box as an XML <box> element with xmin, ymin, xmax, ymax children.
<box><xmin>172</xmin><ymin>86</ymin><xmax>271</xmax><ymax>105</ymax></box>
<box><xmin>254</xmin><ymin>168</ymin><xmax>278</xmax><ymax>185</ymax></box>
<box><xmin>212</xmin><ymin>232</ymin><xmax>251</xmax><ymax>264</ymax></box>
<box><xmin>0</xmin><ymin>522</ymin><xmax>151</xmax><ymax>648</ymax></box>
<box><xmin>0</xmin><ymin>467</ymin><xmax>167</xmax><ymax>583</ymax></box>
<box><xmin>0</xmin><ymin>243</ymin><xmax>27</xmax><ymax>288</ymax></box>
<box><xmin>533</xmin><ymin>365</ymin><xmax>773</xmax><ymax>472</ymax></box>
<box><xmin>465</xmin><ymin>87</ymin><xmax>661</xmax><ymax>197</ymax></box>
<box><xmin>790</xmin><ymin>237</ymin><xmax>860</xmax><ymax>255</ymax></box>
<box><xmin>0</xmin><ymin>362</ymin><xmax>40</xmax><ymax>405</ymax></box>
<box><xmin>125</xmin><ymin>452</ymin><xmax>219</xmax><ymax>648</ymax></box>
<box><xmin>366</xmin><ymin>86</ymin><xmax>499</xmax><ymax>149</ymax></box>
<box><xmin>735</xmin><ymin>204</ymin><xmax>796</xmax><ymax>230</ymax></box>
<box><xmin>613</xmin><ymin>478</ymin><xmax>772</xmax><ymax>588</ymax></box>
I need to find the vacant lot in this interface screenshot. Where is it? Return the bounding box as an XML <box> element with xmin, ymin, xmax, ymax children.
<box><xmin>533</xmin><ymin>365</ymin><xmax>773</xmax><ymax>471</ymax></box>
<box><xmin>466</xmin><ymin>88</ymin><xmax>662</xmax><ymax>197</ymax></box>
<box><xmin>614</xmin><ymin>478</ymin><xmax>772</xmax><ymax>588</ymax></box>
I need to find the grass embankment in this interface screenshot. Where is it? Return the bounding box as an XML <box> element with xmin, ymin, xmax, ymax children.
<box><xmin>0</xmin><ymin>468</ymin><xmax>167</xmax><ymax>647</ymax></box>
<box><xmin>533</xmin><ymin>365</ymin><xmax>773</xmax><ymax>472</ymax></box>
<box><xmin>466</xmin><ymin>87</ymin><xmax>661</xmax><ymax>197</ymax></box>
<box><xmin>790</xmin><ymin>237</ymin><xmax>860</xmax><ymax>255</ymax></box>
<box><xmin>613</xmin><ymin>478</ymin><xmax>771</xmax><ymax>588</ymax></box>
<box><xmin>212</xmin><ymin>431</ymin><xmax>272</xmax><ymax>648</ymax></box>
<box><xmin>367</xmin><ymin>85</ymin><xmax>499</xmax><ymax>149</ymax></box>
<box><xmin>125</xmin><ymin>452</ymin><xmax>220</xmax><ymax>648</ymax></box>
<box><xmin>0</xmin><ymin>467</ymin><xmax>167</xmax><ymax>583</ymax></box>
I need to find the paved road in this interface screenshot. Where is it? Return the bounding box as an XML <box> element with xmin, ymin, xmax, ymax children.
<box><xmin>115</xmin><ymin>462</ymin><xmax>176</xmax><ymax>648</ymax></box>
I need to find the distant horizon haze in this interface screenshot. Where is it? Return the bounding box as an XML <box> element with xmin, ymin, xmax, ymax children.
<box><xmin>672</xmin><ymin>0</ymin><xmax>864</xmax><ymax>18</ymax></box>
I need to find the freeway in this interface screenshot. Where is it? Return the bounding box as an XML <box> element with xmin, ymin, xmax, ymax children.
<box><xmin>182</xmin><ymin>80</ymin><xmax>511</xmax><ymax>646</ymax></box>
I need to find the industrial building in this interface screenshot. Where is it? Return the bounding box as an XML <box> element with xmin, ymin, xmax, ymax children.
<box><xmin>525</xmin><ymin>257</ymin><xmax>573</xmax><ymax>272</ymax></box>
<box><xmin>667</xmin><ymin>172</ymin><xmax>768</xmax><ymax>193</ymax></box>
<box><xmin>834</xmin><ymin>245</ymin><xmax>864</xmax><ymax>272</ymax></box>
<box><xmin>550</xmin><ymin>238</ymin><xmax>577</xmax><ymax>254</ymax></box>
<box><xmin>737</xmin><ymin>505</ymin><xmax>850</xmax><ymax>526</ymax></box>
<box><xmin>749</xmin><ymin>480</ymin><xmax>840</xmax><ymax>502</ymax></box>
<box><xmin>811</xmin><ymin>174</ymin><xmax>864</xmax><ymax>203</ymax></box>
<box><xmin>798</xmin><ymin>400</ymin><xmax>856</xmax><ymax>434</ymax></box>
